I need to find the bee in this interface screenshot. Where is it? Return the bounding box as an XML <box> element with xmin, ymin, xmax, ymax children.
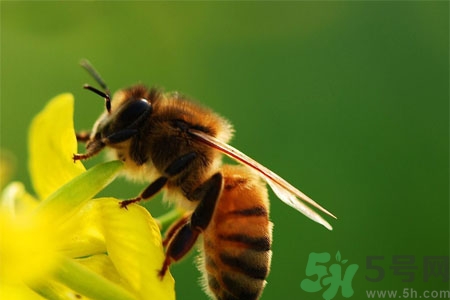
<box><xmin>74</xmin><ymin>60</ymin><xmax>336</xmax><ymax>300</ymax></box>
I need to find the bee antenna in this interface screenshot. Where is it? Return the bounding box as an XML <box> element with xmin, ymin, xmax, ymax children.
<box><xmin>80</xmin><ymin>59</ymin><xmax>112</xmax><ymax>113</ymax></box>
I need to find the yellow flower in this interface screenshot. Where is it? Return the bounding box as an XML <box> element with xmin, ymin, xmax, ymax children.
<box><xmin>0</xmin><ymin>94</ymin><xmax>175</xmax><ymax>299</ymax></box>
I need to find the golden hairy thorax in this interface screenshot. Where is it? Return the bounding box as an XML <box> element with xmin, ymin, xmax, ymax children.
<box><xmin>106</xmin><ymin>86</ymin><xmax>234</xmax><ymax>208</ymax></box>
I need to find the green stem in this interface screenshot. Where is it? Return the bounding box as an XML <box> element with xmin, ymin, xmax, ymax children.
<box><xmin>49</xmin><ymin>255</ymin><xmax>136</xmax><ymax>300</ymax></box>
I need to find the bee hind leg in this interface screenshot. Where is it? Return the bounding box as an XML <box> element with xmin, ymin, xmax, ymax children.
<box><xmin>158</xmin><ymin>172</ymin><xmax>223</xmax><ymax>278</ymax></box>
<box><xmin>158</xmin><ymin>222</ymin><xmax>199</xmax><ymax>279</ymax></box>
<box><xmin>162</xmin><ymin>213</ymin><xmax>191</xmax><ymax>247</ymax></box>
<box><xmin>189</xmin><ymin>172</ymin><xmax>223</xmax><ymax>230</ymax></box>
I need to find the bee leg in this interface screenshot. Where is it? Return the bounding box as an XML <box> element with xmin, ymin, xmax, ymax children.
<box><xmin>120</xmin><ymin>152</ymin><xmax>198</xmax><ymax>208</ymax></box>
<box><xmin>162</xmin><ymin>213</ymin><xmax>191</xmax><ymax>247</ymax></box>
<box><xmin>73</xmin><ymin>139</ymin><xmax>105</xmax><ymax>161</ymax></box>
<box><xmin>75</xmin><ymin>129</ymin><xmax>139</xmax><ymax>163</ymax></box>
<box><xmin>120</xmin><ymin>177</ymin><xmax>168</xmax><ymax>208</ymax></box>
<box><xmin>158</xmin><ymin>222</ymin><xmax>199</xmax><ymax>279</ymax></box>
<box><xmin>159</xmin><ymin>173</ymin><xmax>223</xmax><ymax>278</ymax></box>
<box><xmin>189</xmin><ymin>172</ymin><xmax>223</xmax><ymax>230</ymax></box>
<box><xmin>75</xmin><ymin>131</ymin><xmax>91</xmax><ymax>143</ymax></box>
<box><xmin>164</xmin><ymin>152</ymin><xmax>198</xmax><ymax>177</ymax></box>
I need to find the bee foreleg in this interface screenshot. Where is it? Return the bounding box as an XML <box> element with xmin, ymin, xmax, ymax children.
<box><xmin>73</xmin><ymin>139</ymin><xmax>105</xmax><ymax>161</ymax></box>
<box><xmin>75</xmin><ymin>131</ymin><xmax>91</xmax><ymax>143</ymax></box>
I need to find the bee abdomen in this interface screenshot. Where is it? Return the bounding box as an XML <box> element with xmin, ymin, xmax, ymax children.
<box><xmin>219</xmin><ymin>251</ymin><xmax>270</xmax><ymax>280</ymax></box>
<box><xmin>203</xmin><ymin>215</ymin><xmax>272</xmax><ymax>299</ymax></box>
<box><xmin>200</xmin><ymin>165</ymin><xmax>272</xmax><ymax>300</ymax></box>
<box><xmin>218</xmin><ymin>233</ymin><xmax>271</xmax><ymax>252</ymax></box>
<box><xmin>228</xmin><ymin>206</ymin><xmax>268</xmax><ymax>217</ymax></box>
<box><xmin>203</xmin><ymin>239</ymin><xmax>272</xmax><ymax>300</ymax></box>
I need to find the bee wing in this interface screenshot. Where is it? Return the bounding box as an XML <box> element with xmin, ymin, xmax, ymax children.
<box><xmin>190</xmin><ymin>130</ymin><xmax>336</xmax><ymax>230</ymax></box>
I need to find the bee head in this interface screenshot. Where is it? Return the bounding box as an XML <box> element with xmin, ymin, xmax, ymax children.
<box><xmin>80</xmin><ymin>60</ymin><xmax>154</xmax><ymax>146</ymax></box>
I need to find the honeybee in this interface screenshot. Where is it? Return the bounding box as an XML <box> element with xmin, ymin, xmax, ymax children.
<box><xmin>74</xmin><ymin>60</ymin><xmax>336</xmax><ymax>300</ymax></box>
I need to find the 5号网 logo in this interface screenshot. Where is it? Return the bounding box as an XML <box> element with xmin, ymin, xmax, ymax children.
<box><xmin>365</xmin><ymin>255</ymin><xmax>449</xmax><ymax>282</ymax></box>
<box><xmin>301</xmin><ymin>251</ymin><xmax>359</xmax><ymax>300</ymax></box>
<box><xmin>300</xmin><ymin>252</ymin><xmax>449</xmax><ymax>300</ymax></box>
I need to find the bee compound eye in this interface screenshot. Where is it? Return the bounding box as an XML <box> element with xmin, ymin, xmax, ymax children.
<box><xmin>118</xmin><ymin>98</ymin><xmax>152</xmax><ymax>125</ymax></box>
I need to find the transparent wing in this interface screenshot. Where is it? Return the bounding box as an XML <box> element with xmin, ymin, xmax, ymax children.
<box><xmin>190</xmin><ymin>130</ymin><xmax>336</xmax><ymax>230</ymax></box>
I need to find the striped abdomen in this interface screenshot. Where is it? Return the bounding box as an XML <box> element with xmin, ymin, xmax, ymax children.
<box><xmin>200</xmin><ymin>165</ymin><xmax>273</xmax><ymax>300</ymax></box>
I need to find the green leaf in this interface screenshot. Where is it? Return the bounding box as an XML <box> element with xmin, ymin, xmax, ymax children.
<box><xmin>34</xmin><ymin>161</ymin><xmax>123</xmax><ymax>226</ymax></box>
<box><xmin>336</xmin><ymin>251</ymin><xmax>341</xmax><ymax>262</ymax></box>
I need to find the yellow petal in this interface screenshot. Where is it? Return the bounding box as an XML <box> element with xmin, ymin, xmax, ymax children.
<box><xmin>29</xmin><ymin>93</ymin><xmax>85</xmax><ymax>200</ymax></box>
<box><xmin>95</xmin><ymin>198</ymin><xmax>175</xmax><ymax>300</ymax></box>
<box><xmin>1</xmin><ymin>182</ymin><xmax>40</xmax><ymax>217</ymax></box>
<box><xmin>57</xmin><ymin>200</ymin><xmax>106</xmax><ymax>259</ymax></box>
<box><xmin>0</xmin><ymin>283</ymin><xmax>45</xmax><ymax>300</ymax></box>
<box><xmin>28</xmin><ymin>278</ymin><xmax>88</xmax><ymax>300</ymax></box>
<box><xmin>0</xmin><ymin>208</ymin><xmax>59</xmax><ymax>284</ymax></box>
<box><xmin>76</xmin><ymin>254</ymin><xmax>122</xmax><ymax>287</ymax></box>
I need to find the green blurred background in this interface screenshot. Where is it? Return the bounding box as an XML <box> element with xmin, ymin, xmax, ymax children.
<box><xmin>1</xmin><ymin>2</ymin><xmax>448</xmax><ymax>299</ymax></box>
